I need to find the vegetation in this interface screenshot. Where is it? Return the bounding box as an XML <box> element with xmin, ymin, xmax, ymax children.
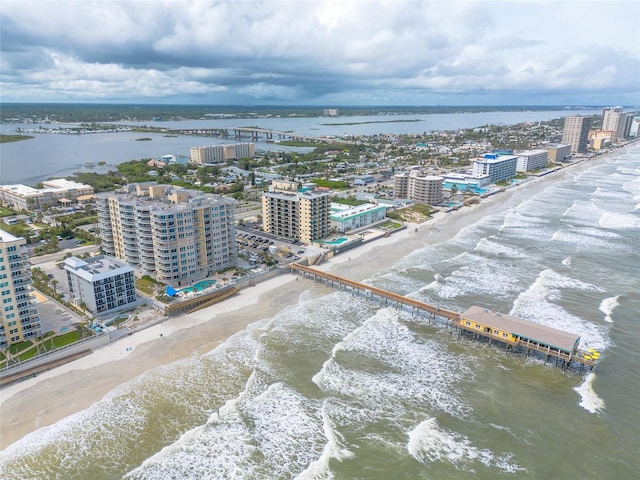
<box><xmin>0</xmin><ymin>134</ymin><xmax>34</xmax><ymax>143</ymax></box>
<box><xmin>332</xmin><ymin>195</ymin><xmax>368</xmax><ymax>206</ymax></box>
<box><xmin>136</xmin><ymin>275</ymin><xmax>164</xmax><ymax>295</ymax></box>
<box><xmin>386</xmin><ymin>204</ymin><xmax>433</xmax><ymax>223</ymax></box>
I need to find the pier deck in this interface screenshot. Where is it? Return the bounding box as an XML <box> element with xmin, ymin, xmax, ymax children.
<box><xmin>290</xmin><ymin>264</ymin><xmax>597</xmax><ymax>370</ymax></box>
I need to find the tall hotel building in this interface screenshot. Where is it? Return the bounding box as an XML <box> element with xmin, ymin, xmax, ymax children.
<box><xmin>602</xmin><ymin>106</ymin><xmax>630</xmax><ymax>141</ymax></box>
<box><xmin>472</xmin><ymin>154</ymin><xmax>518</xmax><ymax>183</ymax></box>
<box><xmin>0</xmin><ymin>229</ymin><xmax>41</xmax><ymax>348</ymax></box>
<box><xmin>190</xmin><ymin>143</ymin><xmax>255</xmax><ymax>164</ymax></box>
<box><xmin>261</xmin><ymin>181</ymin><xmax>330</xmax><ymax>243</ymax></box>
<box><xmin>562</xmin><ymin>115</ymin><xmax>592</xmax><ymax>153</ymax></box>
<box><xmin>393</xmin><ymin>171</ymin><xmax>444</xmax><ymax>205</ymax></box>
<box><xmin>96</xmin><ymin>184</ymin><xmax>237</xmax><ymax>285</ymax></box>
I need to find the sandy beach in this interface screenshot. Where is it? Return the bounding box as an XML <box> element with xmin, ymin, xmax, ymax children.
<box><xmin>0</xmin><ymin>151</ymin><xmax>620</xmax><ymax>449</ymax></box>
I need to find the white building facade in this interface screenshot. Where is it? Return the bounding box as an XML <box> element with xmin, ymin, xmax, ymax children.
<box><xmin>472</xmin><ymin>154</ymin><xmax>518</xmax><ymax>183</ymax></box>
<box><xmin>516</xmin><ymin>149</ymin><xmax>548</xmax><ymax>172</ymax></box>
<box><xmin>0</xmin><ymin>179</ymin><xmax>93</xmax><ymax>210</ymax></box>
<box><xmin>63</xmin><ymin>255</ymin><xmax>139</xmax><ymax>315</ymax></box>
<box><xmin>0</xmin><ymin>229</ymin><xmax>41</xmax><ymax>347</ymax></box>
<box><xmin>330</xmin><ymin>203</ymin><xmax>387</xmax><ymax>233</ymax></box>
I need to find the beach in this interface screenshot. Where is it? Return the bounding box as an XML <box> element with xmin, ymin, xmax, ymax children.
<box><xmin>0</xmin><ymin>151</ymin><xmax>619</xmax><ymax>450</ymax></box>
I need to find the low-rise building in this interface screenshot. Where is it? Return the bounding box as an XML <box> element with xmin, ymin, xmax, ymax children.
<box><xmin>546</xmin><ymin>143</ymin><xmax>572</xmax><ymax>163</ymax></box>
<box><xmin>63</xmin><ymin>255</ymin><xmax>139</xmax><ymax>315</ymax></box>
<box><xmin>330</xmin><ymin>203</ymin><xmax>387</xmax><ymax>233</ymax></box>
<box><xmin>0</xmin><ymin>179</ymin><xmax>93</xmax><ymax>210</ymax></box>
<box><xmin>352</xmin><ymin>175</ymin><xmax>376</xmax><ymax>186</ymax></box>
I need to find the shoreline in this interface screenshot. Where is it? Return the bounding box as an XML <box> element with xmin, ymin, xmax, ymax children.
<box><xmin>0</xmin><ymin>144</ymin><xmax>631</xmax><ymax>449</ymax></box>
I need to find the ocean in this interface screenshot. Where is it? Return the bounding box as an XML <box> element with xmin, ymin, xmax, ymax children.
<box><xmin>1</xmin><ymin>146</ymin><xmax>639</xmax><ymax>478</ymax></box>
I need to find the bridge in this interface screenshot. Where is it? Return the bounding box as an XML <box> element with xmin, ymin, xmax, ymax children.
<box><xmin>166</xmin><ymin>127</ymin><xmax>336</xmax><ymax>144</ymax></box>
<box><xmin>290</xmin><ymin>264</ymin><xmax>598</xmax><ymax>371</ymax></box>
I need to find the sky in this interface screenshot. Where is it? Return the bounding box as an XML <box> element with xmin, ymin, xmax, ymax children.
<box><xmin>1</xmin><ymin>0</ymin><xmax>639</xmax><ymax>106</ymax></box>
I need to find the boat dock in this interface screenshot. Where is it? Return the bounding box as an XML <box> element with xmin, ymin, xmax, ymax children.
<box><xmin>290</xmin><ymin>264</ymin><xmax>598</xmax><ymax>371</ymax></box>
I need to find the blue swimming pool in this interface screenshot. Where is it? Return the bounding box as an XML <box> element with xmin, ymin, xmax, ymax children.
<box><xmin>181</xmin><ymin>279</ymin><xmax>217</xmax><ymax>293</ymax></box>
<box><xmin>323</xmin><ymin>237</ymin><xmax>348</xmax><ymax>245</ymax></box>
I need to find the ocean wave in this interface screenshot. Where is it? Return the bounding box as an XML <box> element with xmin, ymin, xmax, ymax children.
<box><xmin>599</xmin><ymin>211</ymin><xmax>640</xmax><ymax>229</ymax></box>
<box><xmin>407</xmin><ymin>418</ymin><xmax>525</xmax><ymax>473</ymax></box>
<box><xmin>599</xmin><ymin>295</ymin><xmax>620</xmax><ymax>323</ymax></box>
<box><xmin>510</xmin><ymin>269</ymin><xmax>609</xmax><ymax>350</ymax></box>
<box><xmin>313</xmin><ymin>309</ymin><xmax>472</xmax><ymax>419</ymax></box>
<box><xmin>574</xmin><ymin>372</ymin><xmax>605</xmax><ymax>414</ymax></box>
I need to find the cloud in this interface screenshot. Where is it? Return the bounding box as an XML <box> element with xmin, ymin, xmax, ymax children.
<box><xmin>1</xmin><ymin>0</ymin><xmax>638</xmax><ymax>105</ymax></box>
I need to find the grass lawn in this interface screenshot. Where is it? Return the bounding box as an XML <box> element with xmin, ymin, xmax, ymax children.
<box><xmin>136</xmin><ymin>276</ymin><xmax>164</xmax><ymax>295</ymax></box>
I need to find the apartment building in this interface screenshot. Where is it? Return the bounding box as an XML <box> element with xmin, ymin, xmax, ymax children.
<box><xmin>562</xmin><ymin>115</ymin><xmax>592</xmax><ymax>153</ymax></box>
<box><xmin>261</xmin><ymin>181</ymin><xmax>331</xmax><ymax>243</ymax></box>
<box><xmin>0</xmin><ymin>229</ymin><xmax>41</xmax><ymax>348</ymax></box>
<box><xmin>516</xmin><ymin>149</ymin><xmax>548</xmax><ymax>172</ymax></box>
<box><xmin>190</xmin><ymin>143</ymin><xmax>255</xmax><ymax>164</ymax></box>
<box><xmin>63</xmin><ymin>255</ymin><xmax>139</xmax><ymax>315</ymax></box>
<box><xmin>393</xmin><ymin>171</ymin><xmax>444</xmax><ymax>205</ymax></box>
<box><xmin>546</xmin><ymin>143</ymin><xmax>572</xmax><ymax>162</ymax></box>
<box><xmin>96</xmin><ymin>184</ymin><xmax>237</xmax><ymax>285</ymax></box>
<box><xmin>472</xmin><ymin>154</ymin><xmax>518</xmax><ymax>184</ymax></box>
<box><xmin>330</xmin><ymin>203</ymin><xmax>388</xmax><ymax>233</ymax></box>
<box><xmin>0</xmin><ymin>179</ymin><xmax>94</xmax><ymax>210</ymax></box>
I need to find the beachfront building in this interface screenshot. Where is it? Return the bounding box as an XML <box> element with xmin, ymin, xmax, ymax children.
<box><xmin>330</xmin><ymin>202</ymin><xmax>388</xmax><ymax>233</ymax></box>
<box><xmin>602</xmin><ymin>106</ymin><xmax>631</xmax><ymax>141</ymax></box>
<box><xmin>96</xmin><ymin>184</ymin><xmax>237</xmax><ymax>285</ymax></box>
<box><xmin>261</xmin><ymin>180</ymin><xmax>331</xmax><ymax>243</ymax></box>
<box><xmin>393</xmin><ymin>171</ymin><xmax>444</xmax><ymax>205</ymax></box>
<box><xmin>63</xmin><ymin>255</ymin><xmax>139</xmax><ymax>315</ymax></box>
<box><xmin>546</xmin><ymin>143</ymin><xmax>572</xmax><ymax>163</ymax></box>
<box><xmin>562</xmin><ymin>115</ymin><xmax>592</xmax><ymax>153</ymax></box>
<box><xmin>589</xmin><ymin>130</ymin><xmax>616</xmax><ymax>150</ymax></box>
<box><xmin>515</xmin><ymin>149</ymin><xmax>548</xmax><ymax>172</ymax></box>
<box><xmin>471</xmin><ymin>154</ymin><xmax>518</xmax><ymax>183</ymax></box>
<box><xmin>0</xmin><ymin>229</ymin><xmax>41</xmax><ymax>348</ymax></box>
<box><xmin>0</xmin><ymin>179</ymin><xmax>94</xmax><ymax>210</ymax></box>
<box><xmin>190</xmin><ymin>143</ymin><xmax>255</xmax><ymax>164</ymax></box>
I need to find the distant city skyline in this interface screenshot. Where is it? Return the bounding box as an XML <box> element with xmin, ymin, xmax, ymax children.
<box><xmin>1</xmin><ymin>1</ymin><xmax>639</xmax><ymax>106</ymax></box>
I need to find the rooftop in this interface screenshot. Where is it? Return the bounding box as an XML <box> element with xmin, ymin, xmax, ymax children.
<box><xmin>461</xmin><ymin>305</ymin><xmax>580</xmax><ymax>353</ymax></box>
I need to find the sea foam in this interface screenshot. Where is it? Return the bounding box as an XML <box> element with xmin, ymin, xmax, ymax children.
<box><xmin>407</xmin><ymin>418</ymin><xmax>524</xmax><ymax>473</ymax></box>
<box><xmin>599</xmin><ymin>295</ymin><xmax>620</xmax><ymax>323</ymax></box>
<box><xmin>574</xmin><ymin>372</ymin><xmax>605</xmax><ymax>414</ymax></box>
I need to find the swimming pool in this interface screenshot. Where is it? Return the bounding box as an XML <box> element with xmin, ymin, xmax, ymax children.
<box><xmin>180</xmin><ymin>279</ymin><xmax>217</xmax><ymax>293</ymax></box>
<box><xmin>323</xmin><ymin>237</ymin><xmax>348</xmax><ymax>245</ymax></box>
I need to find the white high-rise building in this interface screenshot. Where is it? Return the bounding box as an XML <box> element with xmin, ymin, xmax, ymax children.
<box><xmin>0</xmin><ymin>229</ymin><xmax>41</xmax><ymax>348</ymax></box>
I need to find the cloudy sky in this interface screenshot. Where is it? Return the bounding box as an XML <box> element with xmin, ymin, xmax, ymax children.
<box><xmin>1</xmin><ymin>0</ymin><xmax>638</xmax><ymax>106</ymax></box>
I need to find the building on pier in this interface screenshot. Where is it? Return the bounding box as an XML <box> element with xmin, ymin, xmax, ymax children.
<box><xmin>457</xmin><ymin>306</ymin><xmax>580</xmax><ymax>357</ymax></box>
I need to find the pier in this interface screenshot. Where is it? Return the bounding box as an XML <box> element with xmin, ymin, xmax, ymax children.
<box><xmin>290</xmin><ymin>264</ymin><xmax>597</xmax><ymax>371</ymax></box>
